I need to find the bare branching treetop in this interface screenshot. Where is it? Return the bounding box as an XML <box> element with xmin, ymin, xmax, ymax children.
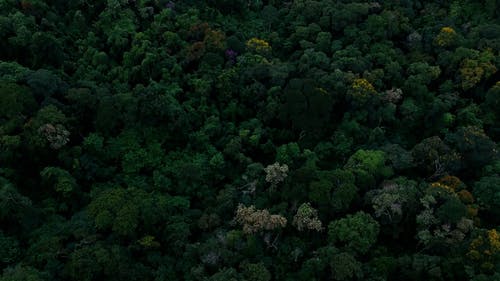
<box><xmin>293</xmin><ymin>202</ymin><xmax>323</xmax><ymax>232</ymax></box>
<box><xmin>264</xmin><ymin>162</ymin><xmax>289</xmax><ymax>186</ymax></box>
<box><xmin>234</xmin><ymin>204</ymin><xmax>287</xmax><ymax>234</ymax></box>
<box><xmin>38</xmin><ymin>123</ymin><xmax>70</xmax><ymax>149</ymax></box>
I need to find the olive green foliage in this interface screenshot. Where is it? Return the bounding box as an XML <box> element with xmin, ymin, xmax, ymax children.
<box><xmin>0</xmin><ymin>0</ymin><xmax>499</xmax><ymax>280</ymax></box>
<box><xmin>473</xmin><ymin>175</ymin><xmax>500</xmax><ymax>218</ymax></box>
<box><xmin>330</xmin><ymin>252</ymin><xmax>363</xmax><ymax>281</ymax></box>
<box><xmin>328</xmin><ymin>211</ymin><xmax>380</xmax><ymax>254</ymax></box>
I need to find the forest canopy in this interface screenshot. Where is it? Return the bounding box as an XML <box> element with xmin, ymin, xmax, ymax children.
<box><xmin>0</xmin><ymin>0</ymin><xmax>499</xmax><ymax>280</ymax></box>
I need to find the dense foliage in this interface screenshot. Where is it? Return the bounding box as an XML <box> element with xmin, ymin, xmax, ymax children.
<box><xmin>1</xmin><ymin>0</ymin><xmax>499</xmax><ymax>280</ymax></box>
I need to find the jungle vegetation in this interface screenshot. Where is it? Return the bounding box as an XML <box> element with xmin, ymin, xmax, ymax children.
<box><xmin>0</xmin><ymin>0</ymin><xmax>500</xmax><ymax>280</ymax></box>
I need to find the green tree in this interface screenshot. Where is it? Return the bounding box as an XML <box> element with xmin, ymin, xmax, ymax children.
<box><xmin>87</xmin><ymin>187</ymin><xmax>141</xmax><ymax>236</ymax></box>
<box><xmin>0</xmin><ymin>83</ymin><xmax>35</xmax><ymax>119</ymax></box>
<box><xmin>473</xmin><ymin>175</ymin><xmax>500</xmax><ymax>218</ymax></box>
<box><xmin>0</xmin><ymin>265</ymin><xmax>47</xmax><ymax>281</ymax></box>
<box><xmin>0</xmin><ymin>231</ymin><xmax>20</xmax><ymax>266</ymax></box>
<box><xmin>241</xmin><ymin>262</ymin><xmax>271</xmax><ymax>281</ymax></box>
<box><xmin>446</xmin><ymin>126</ymin><xmax>497</xmax><ymax>170</ymax></box>
<box><xmin>344</xmin><ymin>149</ymin><xmax>393</xmax><ymax>189</ymax></box>
<box><xmin>0</xmin><ymin>179</ymin><xmax>32</xmax><ymax>228</ymax></box>
<box><xmin>40</xmin><ymin>167</ymin><xmax>77</xmax><ymax>197</ymax></box>
<box><xmin>328</xmin><ymin>211</ymin><xmax>380</xmax><ymax>254</ymax></box>
<box><xmin>412</xmin><ymin>136</ymin><xmax>461</xmax><ymax>178</ymax></box>
<box><xmin>330</xmin><ymin>252</ymin><xmax>363</xmax><ymax>281</ymax></box>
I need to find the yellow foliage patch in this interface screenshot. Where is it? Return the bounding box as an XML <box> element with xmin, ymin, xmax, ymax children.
<box><xmin>246</xmin><ymin>38</ymin><xmax>272</xmax><ymax>54</ymax></box>
<box><xmin>435</xmin><ymin>26</ymin><xmax>458</xmax><ymax>47</ymax></box>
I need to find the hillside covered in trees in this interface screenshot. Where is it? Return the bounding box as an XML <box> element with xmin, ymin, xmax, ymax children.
<box><xmin>1</xmin><ymin>0</ymin><xmax>500</xmax><ymax>280</ymax></box>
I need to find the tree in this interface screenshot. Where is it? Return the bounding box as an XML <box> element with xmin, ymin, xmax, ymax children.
<box><xmin>416</xmin><ymin>177</ymin><xmax>476</xmax><ymax>251</ymax></box>
<box><xmin>446</xmin><ymin>126</ymin><xmax>497</xmax><ymax>170</ymax></box>
<box><xmin>30</xmin><ymin>32</ymin><xmax>65</xmax><ymax>67</ymax></box>
<box><xmin>482</xmin><ymin>82</ymin><xmax>500</xmax><ymax>139</ymax></box>
<box><xmin>87</xmin><ymin>185</ymin><xmax>190</xmax><ymax>241</ymax></box>
<box><xmin>0</xmin><ymin>83</ymin><xmax>35</xmax><ymax>120</ymax></box>
<box><xmin>344</xmin><ymin>149</ymin><xmax>393</xmax><ymax>189</ymax></box>
<box><xmin>0</xmin><ymin>179</ymin><xmax>32</xmax><ymax>228</ymax></box>
<box><xmin>234</xmin><ymin>204</ymin><xmax>287</xmax><ymax>234</ymax></box>
<box><xmin>458</xmin><ymin>49</ymin><xmax>496</xmax><ymax>91</ymax></box>
<box><xmin>275</xmin><ymin>142</ymin><xmax>301</xmax><ymax>167</ymax></box>
<box><xmin>0</xmin><ymin>265</ymin><xmax>47</xmax><ymax>281</ymax></box>
<box><xmin>87</xmin><ymin>187</ymin><xmax>142</xmax><ymax>236</ymax></box>
<box><xmin>263</xmin><ymin>162</ymin><xmax>288</xmax><ymax>188</ymax></box>
<box><xmin>292</xmin><ymin>202</ymin><xmax>323</xmax><ymax>232</ymax></box>
<box><xmin>279</xmin><ymin>79</ymin><xmax>335</xmax><ymax>137</ymax></box>
<box><xmin>315</xmin><ymin>32</ymin><xmax>331</xmax><ymax>54</ymax></box>
<box><xmin>473</xmin><ymin>175</ymin><xmax>500</xmax><ymax>218</ymax></box>
<box><xmin>347</xmin><ymin>78</ymin><xmax>378</xmax><ymax>106</ymax></box>
<box><xmin>40</xmin><ymin>167</ymin><xmax>77</xmax><ymax>197</ymax></box>
<box><xmin>0</xmin><ymin>231</ymin><xmax>20</xmax><ymax>266</ymax></box>
<box><xmin>207</xmin><ymin>267</ymin><xmax>239</xmax><ymax>281</ymax></box>
<box><xmin>308</xmin><ymin>168</ymin><xmax>358</xmax><ymax>212</ymax></box>
<box><xmin>63</xmin><ymin>243</ymin><xmax>147</xmax><ymax>281</ymax></box>
<box><xmin>25</xmin><ymin>69</ymin><xmax>67</xmax><ymax>101</ymax></box>
<box><xmin>412</xmin><ymin>136</ymin><xmax>461</xmax><ymax>178</ymax></box>
<box><xmin>330</xmin><ymin>252</ymin><xmax>363</xmax><ymax>281</ymax></box>
<box><xmin>435</xmin><ymin>27</ymin><xmax>459</xmax><ymax>47</ymax></box>
<box><xmin>241</xmin><ymin>262</ymin><xmax>271</xmax><ymax>281</ymax></box>
<box><xmin>328</xmin><ymin>211</ymin><xmax>379</xmax><ymax>254</ymax></box>
<box><xmin>381</xmin><ymin>144</ymin><xmax>415</xmax><ymax>171</ymax></box>
<box><xmin>467</xmin><ymin>229</ymin><xmax>500</xmax><ymax>275</ymax></box>
<box><xmin>367</xmin><ymin>177</ymin><xmax>420</xmax><ymax>226</ymax></box>
<box><xmin>246</xmin><ymin>38</ymin><xmax>271</xmax><ymax>56</ymax></box>
<box><xmin>37</xmin><ymin>124</ymin><xmax>70</xmax><ymax>149</ymax></box>
<box><xmin>23</xmin><ymin>105</ymin><xmax>68</xmax><ymax>149</ymax></box>
<box><xmin>0</xmin><ymin>62</ymin><xmax>31</xmax><ymax>82</ymax></box>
